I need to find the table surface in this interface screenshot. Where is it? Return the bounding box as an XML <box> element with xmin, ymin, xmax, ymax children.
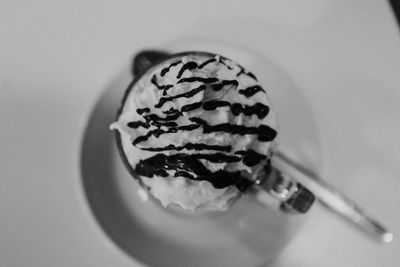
<box><xmin>1</xmin><ymin>0</ymin><xmax>400</xmax><ymax>266</ymax></box>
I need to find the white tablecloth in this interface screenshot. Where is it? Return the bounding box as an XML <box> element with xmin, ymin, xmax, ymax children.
<box><xmin>1</xmin><ymin>0</ymin><xmax>399</xmax><ymax>266</ymax></box>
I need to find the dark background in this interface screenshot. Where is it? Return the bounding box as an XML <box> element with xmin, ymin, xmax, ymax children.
<box><xmin>389</xmin><ymin>0</ymin><xmax>400</xmax><ymax>29</ymax></box>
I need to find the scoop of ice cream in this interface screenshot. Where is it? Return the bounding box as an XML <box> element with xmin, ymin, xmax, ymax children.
<box><xmin>111</xmin><ymin>52</ymin><xmax>278</xmax><ymax>211</ymax></box>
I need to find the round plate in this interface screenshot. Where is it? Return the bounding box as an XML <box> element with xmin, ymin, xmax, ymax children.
<box><xmin>80</xmin><ymin>39</ymin><xmax>322</xmax><ymax>267</ymax></box>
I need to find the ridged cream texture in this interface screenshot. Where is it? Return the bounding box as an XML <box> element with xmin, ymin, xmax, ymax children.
<box><xmin>111</xmin><ymin>54</ymin><xmax>278</xmax><ymax>211</ymax></box>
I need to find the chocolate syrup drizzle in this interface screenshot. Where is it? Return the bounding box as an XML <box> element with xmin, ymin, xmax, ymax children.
<box><xmin>203</xmin><ymin>100</ymin><xmax>270</xmax><ymax>119</ymax></box>
<box><xmin>132</xmin><ymin>123</ymin><xmax>201</xmax><ymax>145</ymax></box>
<box><xmin>237</xmin><ymin>65</ymin><xmax>258</xmax><ymax>81</ymax></box>
<box><xmin>151</xmin><ymin>75</ymin><xmax>173</xmax><ymax>96</ymax></box>
<box><xmin>127</xmin><ymin>56</ymin><xmax>276</xmax><ymax>191</ymax></box>
<box><xmin>140</xmin><ymin>143</ymin><xmax>232</xmax><ymax>152</ymax></box>
<box><xmin>178</xmin><ymin>77</ymin><xmax>219</xmax><ymax>84</ymax></box>
<box><xmin>239</xmin><ymin>85</ymin><xmax>265</xmax><ymax>97</ymax></box>
<box><xmin>135</xmin><ymin>153</ymin><xmax>254</xmax><ymax>191</ymax></box>
<box><xmin>189</xmin><ymin>117</ymin><xmax>277</xmax><ymax>142</ymax></box>
<box><xmin>160</xmin><ymin>60</ymin><xmax>182</xmax><ymax>77</ymax></box>
<box><xmin>136</xmin><ymin>107</ymin><xmax>150</xmax><ymax>115</ymax></box>
<box><xmin>130</xmin><ymin>100</ymin><xmax>269</xmax><ymax>130</ymax></box>
<box><xmin>154</xmin><ymin>85</ymin><xmax>206</xmax><ymax>108</ymax></box>
<box><xmin>234</xmin><ymin>149</ymin><xmax>267</xmax><ymax>167</ymax></box>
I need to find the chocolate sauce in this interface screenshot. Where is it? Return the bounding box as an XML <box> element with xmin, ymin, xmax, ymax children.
<box><xmin>154</xmin><ymin>85</ymin><xmax>206</xmax><ymax>108</ymax></box>
<box><xmin>160</xmin><ymin>60</ymin><xmax>182</xmax><ymax>77</ymax></box>
<box><xmin>176</xmin><ymin>58</ymin><xmax>221</xmax><ymax>79</ymax></box>
<box><xmin>143</xmin><ymin>113</ymin><xmax>180</xmax><ymax>122</ymax></box>
<box><xmin>128</xmin><ymin>111</ymin><xmax>180</xmax><ymax>129</ymax></box>
<box><xmin>140</xmin><ymin>143</ymin><xmax>232</xmax><ymax>152</ymax></box>
<box><xmin>127</xmin><ymin>116</ymin><xmax>178</xmax><ymax>129</ymax></box>
<box><xmin>153</xmin><ymin>121</ymin><xmax>178</xmax><ymax>127</ymax></box>
<box><xmin>239</xmin><ymin>85</ymin><xmax>265</xmax><ymax>97</ymax></box>
<box><xmin>237</xmin><ymin>65</ymin><xmax>258</xmax><ymax>81</ymax></box>
<box><xmin>198</xmin><ymin>58</ymin><xmax>216</xmax><ymax>68</ymax></box>
<box><xmin>210</xmin><ymin>80</ymin><xmax>239</xmax><ymax>91</ymax></box>
<box><xmin>177</xmin><ymin>77</ymin><xmax>219</xmax><ymax>84</ymax></box>
<box><xmin>136</xmin><ymin>107</ymin><xmax>150</xmax><ymax>115</ymax></box>
<box><xmin>151</xmin><ymin>75</ymin><xmax>174</xmax><ymax>96</ymax></box>
<box><xmin>155</xmin><ymin>70</ymin><xmax>238</xmax><ymax>109</ymax></box>
<box><xmin>155</xmin><ymin>82</ymin><xmax>235</xmax><ymax>110</ymax></box>
<box><xmin>151</xmin><ymin>75</ymin><xmax>173</xmax><ymax>91</ymax></box>
<box><xmin>189</xmin><ymin>117</ymin><xmax>277</xmax><ymax>142</ymax></box>
<box><xmin>135</xmin><ymin>99</ymin><xmax>270</xmax><ymax>131</ymax></box>
<box><xmin>135</xmin><ymin>153</ymin><xmax>253</xmax><ymax>191</ymax></box>
<box><xmin>202</xmin><ymin>100</ymin><xmax>231</xmax><ymax>110</ymax></box>
<box><xmin>127</xmin><ymin>121</ymin><xmax>150</xmax><ymax>129</ymax></box>
<box><xmin>181</xmin><ymin>101</ymin><xmax>203</xmax><ymax>112</ymax></box>
<box><xmin>247</xmin><ymin>72</ymin><xmax>257</xmax><ymax>80</ymax></box>
<box><xmin>176</xmin><ymin>62</ymin><xmax>199</xmax><ymax>79</ymax></box>
<box><xmin>235</xmin><ymin>149</ymin><xmax>267</xmax><ymax>167</ymax></box>
<box><xmin>217</xmin><ymin>57</ymin><xmax>230</xmax><ymax>68</ymax></box>
<box><xmin>132</xmin><ymin>123</ymin><xmax>201</xmax><ymax>145</ymax></box>
<box><xmin>162</xmin><ymin>108</ymin><xmax>181</xmax><ymax>115</ymax></box>
<box><xmin>203</xmin><ymin>101</ymin><xmax>270</xmax><ymax>119</ymax></box>
<box><xmin>233</xmin><ymin>103</ymin><xmax>269</xmax><ymax>118</ymax></box>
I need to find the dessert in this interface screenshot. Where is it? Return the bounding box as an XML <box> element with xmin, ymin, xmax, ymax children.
<box><xmin>111</xmin><ymin>52</ymin><xmax>278</xmax><ymax>211</ymax></box>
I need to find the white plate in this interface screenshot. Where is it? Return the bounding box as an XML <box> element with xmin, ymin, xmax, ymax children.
<box><xmin>80</xmin><ymin>40</ymin><xmax>321</xmax><ymax>267</ymax></box>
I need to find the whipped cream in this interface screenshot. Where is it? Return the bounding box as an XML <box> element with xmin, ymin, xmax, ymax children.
<box><xmin>111</xmin><ymin>53</ymin><xmax>278</xmax><ymax>211</ymax></box>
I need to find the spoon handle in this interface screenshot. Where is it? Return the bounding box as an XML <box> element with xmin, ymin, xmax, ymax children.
<box><xmin>272</xmin><ymin>151</ymin><xmax>393</xmax><ymax>243</ymax></box>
